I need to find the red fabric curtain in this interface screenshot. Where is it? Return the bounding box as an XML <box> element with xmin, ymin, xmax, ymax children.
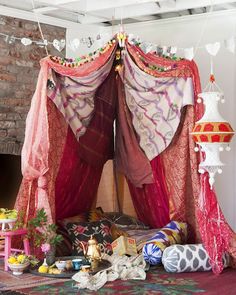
<box><xmin>55</xmin><ymin>127</ymin><xmax>103</xmax><ymax>220</ymax></box>
<box><xmin>128</xmin><ymin>156</ymin><xmax>170</xmax><ymax>228</ymax></box>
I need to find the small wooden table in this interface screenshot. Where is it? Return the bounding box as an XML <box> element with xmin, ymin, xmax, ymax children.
<box><xmin>0</xmin><ymin>228</ymin><xmax>30</xmax><ymax>271</ymax></box>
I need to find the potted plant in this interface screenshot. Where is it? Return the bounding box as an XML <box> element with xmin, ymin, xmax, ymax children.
<box><xmin>27</xmin><ymin>208</ymin><xmax>63</xmax><ymax>265</ymax></box>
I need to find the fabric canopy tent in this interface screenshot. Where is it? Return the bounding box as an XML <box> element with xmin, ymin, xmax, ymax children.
<box><xmin>15</xmin><ymin>37</ymin><xmax>235</xmax><ymax>274</ymax></box>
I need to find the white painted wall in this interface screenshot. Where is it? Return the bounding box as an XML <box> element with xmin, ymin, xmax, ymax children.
<box><xmin>66</xmin><ymin>9</ymin><xmax>236</xmax><ymax>230</ymax></box>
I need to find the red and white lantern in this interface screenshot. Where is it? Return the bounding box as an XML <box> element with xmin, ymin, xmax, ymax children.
<box><xmin>191</xmin><ymin>90</ymin><xmax>234</xmax><ymax>189</ymax></box>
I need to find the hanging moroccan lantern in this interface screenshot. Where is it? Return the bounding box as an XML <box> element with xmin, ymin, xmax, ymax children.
<box><xmin>191</xmin><ymin>76</ymin><xmax>234</xmax><ymax>189</ymax></box>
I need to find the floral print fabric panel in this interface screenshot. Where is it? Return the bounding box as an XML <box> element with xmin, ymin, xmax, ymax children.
<box><xmin>66</xmin><ymin>220</ymin><xmax>113</xmax><ymax>256</ymax></box>
<box><xmin>122</xmin><ymin>50</ymin><xmax>194</xmax><ymax>161</ymax></box>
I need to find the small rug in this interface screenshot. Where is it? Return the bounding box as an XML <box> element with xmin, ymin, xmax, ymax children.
<box><xmin>0</xmin><ymin>267</ymin><xmax>69</xmax><ymax>292</ymax></box>
<box><xmin>14</xmin><ymin>266</ymin><xmax>236</xmax><ymax>295</ymax></box>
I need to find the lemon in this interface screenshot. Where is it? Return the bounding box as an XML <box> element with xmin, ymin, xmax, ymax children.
<box><xmin>8</xmin><ymin>256</ymin><xmax>17</xmax><ymax>264</ymax></box>
<box><xmin>38</xmin><ymin>265</ymin><xmax>48</xmax><ymax>273</ymax></box>
<box><xmin>17</xmin><ymin>254</ymin><xmax>26</xmax><ymax>263</ymax></box>
<box><xmin>0</xmin><ymin>213</ymin><xmax>6</xmax><ymax>219</ymax></box>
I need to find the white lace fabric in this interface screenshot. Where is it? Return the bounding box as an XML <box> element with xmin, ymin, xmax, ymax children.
<box><xmin>72</xmin><ymin>254</ymin><xmax>148</xmax><ymax>291</ymax></box>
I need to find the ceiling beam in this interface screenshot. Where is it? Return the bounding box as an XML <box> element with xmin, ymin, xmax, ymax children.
<box><xmin>33</xmin><ymin>7</ymin><xmax>58</xmax><ymax>13</ymax></box>
<box><xmin>82</xmin><ymin>0</ymin><xmax>165</xmax><ymax>12</ymax></box>
<box><xmin>77</xmin><ymin>14</ymin><xmax>110</xmax><ymax>24</ymax></box>
<box><xmin>124</xmin><ymin>6</ymin><xmax>236</xmax><ymax>27</ymax></box>
<box><xmin>31</xmin><ymin>0</ymin><xmax>165</xmax><ymax>15</ymax></box>
<box><xmin>34</xmin><ymin>0</ymin><xmax>81</xmax><ymax>5</ymax></box>
<box><xmin>0</xmin><ymin>5</ymin><xmax>81</xmax><ymax>29</ymax></box>
<box><xmin>78</xmin><ymin>0</ymin><xmax>236</xmax><ymax>24</ymax></box>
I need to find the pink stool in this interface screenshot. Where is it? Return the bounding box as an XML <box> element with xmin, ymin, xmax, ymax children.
<box><xmin>0</xmin><ymin>228</ymin><xmax>30</xmax><ymax>271</ymax></box>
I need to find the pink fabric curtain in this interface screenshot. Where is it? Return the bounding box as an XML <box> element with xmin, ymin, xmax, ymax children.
<box><xmin>15</xmin><ymin>99</ymin><xmax>68</xmax><ymax>224</ymax></box>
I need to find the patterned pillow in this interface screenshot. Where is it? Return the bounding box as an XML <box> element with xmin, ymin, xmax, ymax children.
<box><xmin>162</xmin><ymin>244</ymin><xmax>229</xmax><ymax>273</ymax></box>
<box><xmin>142</xmin><ymin>221</ymin><xmax>188</xmax><ymax>265</ymax></box>
<box><xmin>58</xmin><ymin>208</ymin><xmax>128</xmax><ymax>242</ymax></box>
<box><xmin>65</xmin><ymin>220</ymin><xmax>113</xmax><ymax>256</ymax></box>
<box><xmin>58</xmin><ymin>208</ymin><xmax>104</xmax><ymax>227</ymax></box>
<box><xmin>103</xmin><ymin>212</ymin><xmax>149</xmax><ymax>230</ymax></box>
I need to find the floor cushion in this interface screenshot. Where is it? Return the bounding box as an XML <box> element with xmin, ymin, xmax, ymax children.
<box><xmin>142</xmin><ymin>221</ymin><xmax>188</xmax><ymax>265</ymax></box>
<box><xmin>162</xmin><ymin>244</ymin><xmax>230</xmax><ymax>273</ymax></box>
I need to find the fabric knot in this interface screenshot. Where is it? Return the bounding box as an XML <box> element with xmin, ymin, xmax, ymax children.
<box><xmin>38</xmin><ymin>176</ymin><xmax>47</xmax><ymax>189</ymax></box>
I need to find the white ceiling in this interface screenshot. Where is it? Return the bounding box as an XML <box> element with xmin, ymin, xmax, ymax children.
<box><xmin>0</xmin><ymin>0</ymin><xmax>236</xmax><ymax>28</ymax></box>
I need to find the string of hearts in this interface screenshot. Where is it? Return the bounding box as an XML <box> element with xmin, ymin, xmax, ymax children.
<box><xmin>0</xmin><ymin>32</ymin><xmax>101</xmax><ymax>52</ymax></box>
<box><xmin>0</xmin><ymin>31</ymin><xmax>235</xmax><ymax>58</ymax></box>
<box><xmin>128</xmin><ymin>35</ymin><xmax>236</xmax><ymax>60</ymax></box>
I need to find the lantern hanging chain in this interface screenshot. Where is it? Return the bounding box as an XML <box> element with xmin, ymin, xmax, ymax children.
<box><xmin>194</xmin><ymin>0</ymin><xmax>214</xmax><ymax>57</ymax></box>
<box><xmin>203</xmin><ymin>56</ymin><xmax>223</xmax><ymax>93</ymax></box>
<box><xmin>31</xmin><ymin>0</ymin><xmax>49</xmax><ymax>55</ymax></box>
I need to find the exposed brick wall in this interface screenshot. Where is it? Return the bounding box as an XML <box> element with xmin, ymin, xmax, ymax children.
<box><xmin>0</xmin><ymin>15</ymin><xmax>66</xmax><ymax>155</ymax></box>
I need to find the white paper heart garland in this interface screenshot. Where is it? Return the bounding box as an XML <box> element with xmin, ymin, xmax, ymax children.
<box><xmin>205</xmin><ymin>42</ymin><xmax>221</xmax><ymax>56</ymax></box>
<box><xmin>52</xmin><ymin>39</ymin><xmax>66</xmax><ymax>52</ymax></box>
<box><xmin>2</xmin><ymin>31</ymin><xmax>236</xmax><ymax>55</ymax></box>
<box><xmin>184</xmin><ymin>47</ymin><xmax>194</xmax><ymax>60</ymax></box>
<box><xmin>21</xmin><ymin>38</ymin><xmax>32</xmax><ymax>46</ymax></box>
<box><xmin>68</xmin><ymin>38</ymin><xmax>80</xmax><ymax>52</ymax></box>
<box><xmin>225</xmin><ymin>37</ymin><xmax>235</xmax><ymax>53</ymax></box>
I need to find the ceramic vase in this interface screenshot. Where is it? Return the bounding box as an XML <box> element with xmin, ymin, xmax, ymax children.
<box><xmin>45</xmin><ymin>247</ymin><xmax>56</xmax><ymax>266</ymax></box>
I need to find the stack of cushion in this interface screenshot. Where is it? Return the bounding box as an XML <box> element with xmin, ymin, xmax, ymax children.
<box><xmin>162</xmin><ymin>244</ymin><xmax>230</xmax><ymax>273</ymax></box>
<box><xmin>142</xmin><ymin>221</ymin><xmax>188</xmax><ymax>265</ymax></box>
<box><xmin>56</xmin><ymin>208</ymin><xmax>149</xmax><ymax>257</ymax></box>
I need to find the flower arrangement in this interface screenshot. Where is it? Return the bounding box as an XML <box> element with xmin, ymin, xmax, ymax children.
<box><xmin>27</xmin><ymin>208</ymin><xmax>63</xmax><ymax>255</ymax></box>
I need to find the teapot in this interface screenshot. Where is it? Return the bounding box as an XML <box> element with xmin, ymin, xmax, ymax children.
<box><xmin>79</xmin><ymin>235</ymin><xmax>104</xmax><ymax>261</ymax></box>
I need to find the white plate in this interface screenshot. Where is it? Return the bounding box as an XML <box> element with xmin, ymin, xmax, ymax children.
<box><xmin>0</xmin><ymin>219</ymin><xmax>17</xmax><ymax>230</ymax></box>
<box><xmin>0</xmin><ymin>219</ymin><xmax>17</xmax><ymax>223</ymax></box>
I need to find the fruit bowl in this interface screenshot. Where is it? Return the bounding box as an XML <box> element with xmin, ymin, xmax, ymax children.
<box><xmin>0</xmin><ymin>208</ymin><xmax>18</xmax><ymax>231</ymax></box>
<box><xmin>8</xmin><ymin>261</ymin><xmax>30</xmax><ymax>275</ymax></box>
